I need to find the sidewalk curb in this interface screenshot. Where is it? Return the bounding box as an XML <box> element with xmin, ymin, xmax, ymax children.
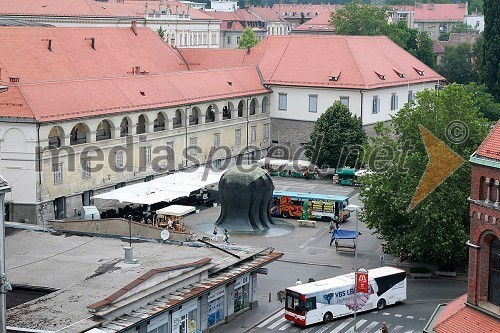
<box><xmin>242</xmin><ymin>306</ymin><xmax>284</xmax><ymax>333</ymax></box>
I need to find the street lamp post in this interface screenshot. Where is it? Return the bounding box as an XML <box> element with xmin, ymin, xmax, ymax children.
<box><xmin>345</xmin><ymin>204</ymin><xmax>361</xmax><ymax>333</ymax></box>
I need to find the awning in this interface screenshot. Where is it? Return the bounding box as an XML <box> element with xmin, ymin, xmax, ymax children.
<box><xmin>93</xmin><ymin>167</ymin><xmax>224</xmax><ymax>205</ymax></box>
<box><xmin>331</xmin><ymin>229</ymin><xmax>361</xmax><ymax>240</ymax></box>
<box><xmin>156</xmin><ymin>205</ymin><xmax>196</xmax><ymax>217</ymax></box>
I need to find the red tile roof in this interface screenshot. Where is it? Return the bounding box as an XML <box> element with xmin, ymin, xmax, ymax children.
<box><xmin>433</xmin><ymin>40</ymin><xmax>445</xmax><ymax>53</ymax></box>
<box><xmin>6</xmin><ymin>66</ymin><xmax>268</xmax><ymax>121</ymax></box>
<box><xmin>0</xmin><ymin>27</ymin><xmax>187</xmax><ymax>83</ymax></box>
<box><xmin>0</xmin><ymin>0</ymin><xmax>214</xmax><ymax>20</ymax></box>
<box><xmin>293</xmin><ymin>12</ymin><xmax>333</xmax><ymax>31</ymax></box>
<box><xmin>433</xmin><ymin>295</ymin><xmax>500</xmax><ymax>333</ymax></box>
<box><xmin>476</xmin><ymin>121</ymin><xmax>500</xmax><ymax>161</ymax></box>
<box><xmin>0</xmin><ymin>0</ymin><xmax>141</xmax><ymax>17</ymax></box>
<box><xmin>248</xmin><ymin>6</ymin><xmax>284</xmax><ymax>22</ymax></box>
<box><xmin>413</xmin><ymin>3</ymin><xmax>467</xmax><ymax>22</ymax></box>
<box><xmin>272</xmin><ymin>3</ymin><xmax>340</xmax><ymax>20</ymax></box>
<box><xmin>181</xmin><ymin>35</ymin><xmax>444</xmax><ymax>89</ymax></box>
<box><xmin>205</xmin><ymin>9</ymin><xmax>261</xmax><ymax>23</ymax></box>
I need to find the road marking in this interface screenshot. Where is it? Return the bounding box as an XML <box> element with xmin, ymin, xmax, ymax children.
<box><xmin>390</xmin><ymin>325</ymin><xmax>404</xmax><ymax>332</ymax></box>
<box><xmin>298</xmin><ymin>228</ymin><xmax>328</xmax><ymax>249</ymax></box>
<box><xmin>278</xmin><ymin>322</ymin><xmax>293</xmax><ymax>330</ymax></box>
<box><xmin>315</xmin><ymin>321</ymin><xmax>336</xmax><ymax>333</ymax></box>
<box><xmin>406</xmin><ymin>316</ymin><xmax>414</xmax><ymax>319</ymax></box>
<box><xmin>268</xmin><ymin>317</ymin><xmax>287</xmax><ymax>330</ymax></box>
<box><xmin>383</xmin><ymin>312</ymin><xmax>390</xmax><ymax>316</ymax></box>
<box><xmin>290</xmin><ymin>326</ymin><xmax>300</xmax><ymax>332</ymax></box>
<box><xmin>359</xmin><ymin>321</ymin><xmax>379</xmax><ymax>333</ymax></box>
<box><xmin>257</xmin><ymin>309</ymin><xmax>284</xmax><ymax>328</ymax></box>
<box><xmin>329</xmin><ymin>318</ymin><xmax>353</xmax><ymax>333</ymax></box>
<box><xmin>419</xmin><ymin>317</ymin><xmax>427</xmax><ymax>321</ymax></box>
<box><xmin>345</xmin><ymin>319</ymin><xmax>367</xmax><ymax>332</ymax></box>
<box><xmin>403</xmin><ymin>330</ymin><xmax>414</xmax><ymax>333</ymax></box>
<box><xmin>394</xmin><ymin>314</ymin><xmax>402</xmax><ymax>317</ymax></box>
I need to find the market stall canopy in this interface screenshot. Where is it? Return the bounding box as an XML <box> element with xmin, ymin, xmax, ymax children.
<box><xmin>256</xmin><ymin>158</ymin><xmax>316</xmax><ymax>171</ymax></box>
<box><xmin>156</xmin><ymin>205</ymin><xmax>196</xmax><ymax>217</ymax></box>
<box><xmin>331</xmin><ymin>229</ymin><xmax>361</xmax><ymax>240</ymax></box>
<box><xmin>93</xmin><ymin>167</ymin><xmax>224</xmax><ymax>205</ymax></box>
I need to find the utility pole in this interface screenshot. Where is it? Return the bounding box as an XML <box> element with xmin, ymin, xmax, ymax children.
<box><xmin>0</xmin><ymin>179</ymin><xmax>11</xmax><ymax>333</ymax></box>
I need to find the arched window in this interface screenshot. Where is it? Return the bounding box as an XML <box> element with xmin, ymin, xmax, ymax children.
<box><xmin>206</xmin><ymin>105</ymin><xmax>215</xmax><ymax>123</ymax></box>
<box><xmin>154</xmin><ymin>113</ymin><xmax>166</xmax><ymax>132</ymax></box>
<box><xmin>222</xmin><ymin>106</ymin><xmax>231</xmax><ymax>119</ymax></box>
<box><xmin>262</xmin><ymin>96</ymin><xmax>269</xmax><ymax>113</ymax></box>
<box><xmin>173</xmin><ymin>109</ymin><xmax>182</xmax><ymax>128</ymax></box>
<box><xmin>489</xmin><ymin>237</ymin><xmax>500</xmax><ymax>306</ymax></box>
<box><xmin>137</xmin><ymin>115</ymin><xmax>146</xmax><ymax>134</ymax></box>
<box><xmin>249</xmin><ymin>99</ymin><xmax>256</xmax><ymax>115</ymax></box>
<box><xmin>120</xmin><ymin>118</ymin><xmax>129</xmax><ymax>137</ymax></box>
<box><xmin>479</xmin><ymin>176</ymin><xmax>486</xmax><ymax>200</ymax></box>
<box><xmin>189</xmin><ymin>108</ymin><xmax>199</xmax><ymax>125</ymax></box>
<box><xmin>96</xmin><ymin>120</ymin><xmax>112</xmax><ymax>141</ymax></box>
<box><xmin>70</xmin><ymin>123</ymin><xmax>88</xmax><ymax>145</ymax></box>
<box><xmin>48</xmin><ymin>126</ymin><xmax>64</xmax><ymax>149</ymax></box>
<box><xmin>238</xmin><ymin>101</ymin><xmax>244</xmax><ymax>117</ymax></box>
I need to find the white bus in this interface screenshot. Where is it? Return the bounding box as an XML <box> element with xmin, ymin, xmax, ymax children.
<box><xmin>284</xmin><ymin>267</ymin><xmax>407</xmax><ymax>326</ymax></box>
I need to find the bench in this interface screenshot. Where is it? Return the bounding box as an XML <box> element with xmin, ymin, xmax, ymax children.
<box><xmin>298</xmin><ymin>219</ymin><xmax>316</xmax><ymax>227</ymax></box>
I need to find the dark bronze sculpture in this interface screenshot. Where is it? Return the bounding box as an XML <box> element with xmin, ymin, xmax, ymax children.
<box><xmin>215</xmin><ymin>166</ymin><xmax>275</xmax><ymax>231</ymax></box>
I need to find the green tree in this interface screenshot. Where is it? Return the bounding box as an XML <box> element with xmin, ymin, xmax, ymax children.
<box><xmin>330</xmin><ymin>1</ymin><xmax>388</xmax><ymax>36</ymax></box>
<box><xmin>238</xmin><ymin>26</ymin><xmax>259</xmax><ymax>49</ymax></box>
<box><xmin>304</xmin><ymin>101</ymin><xmax>367</xmax><ymax>170</ymax></box>
<box><xmin>386</xmin><ymin>22</ymin><xmax>435</xmax><ymax>68</ymax></box>
<box><xmin>438</xmin><ymin>43</ymin><xmax>477</xmax><ymax>84</ymax></box>
<box><xmin>331</xmin><ymin>5</ymin><xmax>435</xmax><ymax>67</ymax></box>
<box><xmin>479</xmin><ymin>0</ymin><xmax>500</xmax><ymax>101</ymax></box>
<box><xmin>359</xmin><ymin>84</ymin><xmax>490</xmax><ymax>265</ymax></box>
<box><xmin>156</xmin><ymin>26</ymin><xmax>166</xmax><ymax>40</ymax></box>
<box><xmin>465</xmin><ymin>83</ymin><xmax>500</xmax><ymax>121</ymax></box>
<box><xmin>468</xmin><ymin>0</ymin><xmax>483</xmax><ymax>14</ymax></box>
<box><xmin>451</xmin><ymin>22</ymin><xmax>475</xmax><ymax>34</ymax></box>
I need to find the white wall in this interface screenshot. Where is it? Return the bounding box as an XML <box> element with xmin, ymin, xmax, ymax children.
<box><xmin>269</xmin><ymin>82</ymin><xmax>439</xmax><ymax>125</ymax></box>
<box><xmin>465</xmin><ymin>15</ymin><xmax>484</xmax><ymax>33</ymax></box>
<box><xmin>0</xmin><ymin>122</ymin><xmax>38</xmax><ymax>203</ymax></box>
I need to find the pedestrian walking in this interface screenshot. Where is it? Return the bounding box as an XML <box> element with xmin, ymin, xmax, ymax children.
<box><xmin>304</xmin><ymin>170</ymin><xmax>310</xmax><ymax>180</ymax></box>
<box><xmin>381</xmin><ymin>322</ymin><xmax>388</xmax><ymax>333</ymax></box>
<box><xmin>223</xmin><ymin>228</ymin><xmax>229</xmax><ymax>244</ymax></box>
<box><xmin>211</xmin><ymin>225</ymin><xmax>218</xmax><ymax>242</ymax></box>
<box><xmin>335</xmin><ymin>216</ymin><xmax>340</xmax><ymax>229</ymax></box>
<box><xmin>329</xmin><ymin>219</ymin><xmax>335</xmax><ymax>233</ymax></box>
<box><xmin>295</xmin><ymin>278</ymin><xmax>303</xmax><ymax>286</ymax></box>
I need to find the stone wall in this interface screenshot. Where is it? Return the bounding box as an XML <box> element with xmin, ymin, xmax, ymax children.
<box><xmin>48</xmin><ymin>218</ymin><xmax>192</xmax><ymax>242</ymax></box>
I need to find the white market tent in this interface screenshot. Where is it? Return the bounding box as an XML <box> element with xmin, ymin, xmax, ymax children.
<box><xmin>93</xmin><ymin>167</ymin><xmax>224</xmax><ymax>205</ymax></box>
<box><xmin>156</xmin><ymin>205</ymin><xmax>196</xmax><ymax>216</ymax></box>
<box><xmin>256</xmin><ymin>158</ymin><xmax>316</xmax><ymax>171</ymax></box>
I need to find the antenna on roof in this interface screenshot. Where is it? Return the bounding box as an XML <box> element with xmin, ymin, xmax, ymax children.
<box><xmin>42</xmin><ymin>39</ymin><xmax>52</xmax><ymax>52</ymax></box>
<box><xmin>85</xmin><ymin>37</ymin><xmax>96</xmax><ymax>50</ymax></box>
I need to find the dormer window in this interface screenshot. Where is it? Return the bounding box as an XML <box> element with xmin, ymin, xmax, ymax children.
<box><xmin>413</xmin><ymin>67</ymin><xmax>425</xmax><ymax>76</ymax></box>
<box><xmin>393</xmin><ymin>69</ymin><xmax>405</xmax><ymax>78</ymax></box>
<box><xmin>329</xmin><ymin>71</ymin><xmax>341</xmax><ymax>81</ymax></box>
<box><xmin>374</xmin><ymin>71</ymin><xmax>386</xmax><ymax>80</ymax></box>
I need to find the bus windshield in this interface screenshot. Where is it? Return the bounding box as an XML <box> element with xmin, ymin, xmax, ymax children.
<box><xmin>285</xmin><ymin>291</ymin><xmax>305</xmax><ymax>313</ymax></box>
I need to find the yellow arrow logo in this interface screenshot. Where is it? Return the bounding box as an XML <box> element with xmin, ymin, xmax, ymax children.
<box><xmin>408</xmin><ymin>125</ymin><xmax>464</xmax><ymax>210</ymax></box>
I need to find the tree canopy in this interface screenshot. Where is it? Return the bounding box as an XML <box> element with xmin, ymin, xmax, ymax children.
<box><xmin>438</xmin><ymin>43</ymin><xmax>477</xmax><ymax>84</ymax></box>
<box><xmin>304</xmin><ymin>101</ymin><xmax>367</xmax><ymax>170</ymax></box>
<box><xmin>359</xmin><ymin>84</ymin><xmax>490</xmax><ymax>265</ymax></box>
<box><xmin>479</xmin><ymin>0</ymin><xmax>500</xmax><ymax>101</ymax></box>
<box><xmin>238</xmin><ymin>26</ymin><xmax>259</xmax><ymax>49</ymax></box>
<box><xmin>330</xmin><ymin>3</ymin><xmax>435</xmax><ymax>68</ymax></box>
<box><xmin>465</xmin><ymin>83</ymin><xmax>500</xmax><ymax>121</ymax></box>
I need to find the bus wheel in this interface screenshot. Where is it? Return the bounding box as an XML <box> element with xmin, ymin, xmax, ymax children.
<box><xmin>281</xmin><ymin>211</ymin><xmax>290</xmax><ymax>218</ymax></box>
<box><xmin>323</xmin><ymin>312</ymin><xmax>333</xmax><ymax>323</ymax></box>
<box><xmin>377</xmin><ymin>299</ymin><xmax>386</xmax><ymax>310</ymax></box>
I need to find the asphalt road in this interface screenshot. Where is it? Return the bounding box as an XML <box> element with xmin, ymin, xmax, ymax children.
<box><xmin>186</xmin><ymin>176</ymin><xmax>467</xmax><ymax>333</ymax></box>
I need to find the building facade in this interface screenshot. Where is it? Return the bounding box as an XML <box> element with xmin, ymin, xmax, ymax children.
<box><xmin>0</xmin><ymin>27</ymin><xmax>270</xmax><ymax>225</ymax></box>
<box><xmin>424</xmin><ymin>121</ymin><xmax>500</xmax><ymax>332</ymax></box>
